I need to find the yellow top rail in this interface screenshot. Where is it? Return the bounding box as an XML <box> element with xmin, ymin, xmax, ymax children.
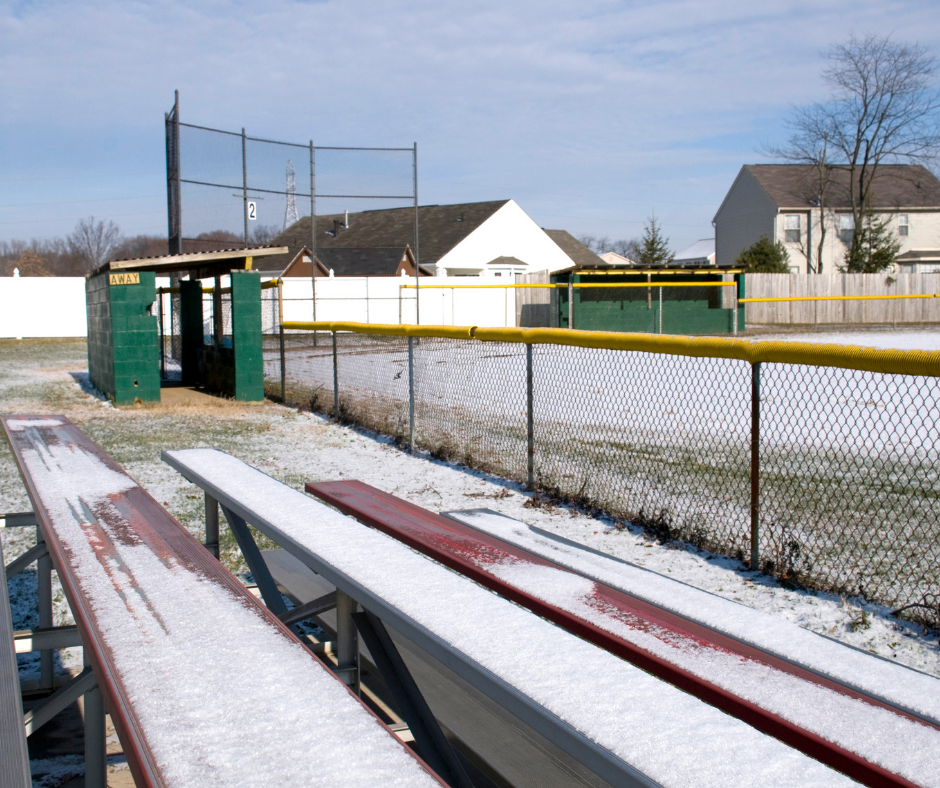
<box><xmin>740</xmin><ymin>293</ymin><xmax>939</xmax><ymax>304</ymax></box>
<box><xmin>279</xmin><ymin>321</ymin><xmax>940</xmax><ymax>378</ymax></box>
<box><xmin>400</xmin><ymin>282</ymin><xmax>736</xmax><ymax>290</ymax></box>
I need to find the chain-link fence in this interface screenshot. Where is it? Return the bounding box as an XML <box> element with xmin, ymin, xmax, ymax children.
<box><xmin>264</xmin><ymin>321</ymin><xmax>940</xmax><ymax>630</ymax></box>
<box><xmin>165</xmin><ymin>93</ymin><xmax>417</xmax><ymax>270</ymax></box>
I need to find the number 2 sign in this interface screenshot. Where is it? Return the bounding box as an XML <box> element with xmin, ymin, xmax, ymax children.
<box><xmin>247</xmin><ymin>201</ymin><xmax>257</xmax><ymax>221</ymax></box>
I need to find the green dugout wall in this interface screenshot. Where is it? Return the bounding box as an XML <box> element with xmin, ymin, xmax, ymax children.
<box><xmin>553</xmin><ymin>270</ymin><xmax>745</xmax><ymax>335</ymax></box>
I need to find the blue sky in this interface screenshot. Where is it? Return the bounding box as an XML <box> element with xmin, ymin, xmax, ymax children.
<box><xmin>2</xmin><ymin>0</ymin><xmax>940</xmax><ymax>253</ymax></box>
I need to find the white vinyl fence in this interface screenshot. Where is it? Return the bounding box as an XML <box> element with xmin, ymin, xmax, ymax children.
<box><xmin>281</xmin><ymin>276</ymin><xmax>516</xmax><ymax>327</ymax></box>
<box><xmin>0</xmin><ymin>277</ymin><xmax>87</xmax><ymax>338</ymax></box>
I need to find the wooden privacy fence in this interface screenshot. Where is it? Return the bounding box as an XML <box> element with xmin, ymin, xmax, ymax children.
<box><xmin>746</xmin><ymin>273</ymin><xmax>940</xmax><ymax>325</ymax></box>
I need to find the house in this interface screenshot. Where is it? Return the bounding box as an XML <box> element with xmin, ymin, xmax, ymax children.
<box><xmin>673</xmin><ymin>239</ymin><xmax>716</xmax><ymax>268</ymax></box>
<box><xmin>253</xmin><ymin>245</ymin><xmax>431</xmax><ymax>279</ymax></box>
<box><xmin>597</xmin><ymin>251</ymin><xmax>636</xmax><ymax>266</ymax></box>
<box><xmin>713</xmin><ymin>164</ymin><xmax>940</xmax><ymax>272</ymax></box>
<box><xmin>265</xmin><ymin>200</ymin><xmax>583</xmax><ymax>278</ymax></box>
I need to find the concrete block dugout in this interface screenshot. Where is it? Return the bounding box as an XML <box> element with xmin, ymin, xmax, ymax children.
<box><xmin>85</xmin><ymin>246</ymin><xmax>287</xmax><ymax>405</ymax></box>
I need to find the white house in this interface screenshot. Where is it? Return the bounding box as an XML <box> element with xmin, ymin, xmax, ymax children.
<box><xmin>267</xmin><ymin>200</ymin><xmax>595</xmax><ymax>278</ymax></box>
<box><xmin>713</xmin><ymin>165</ymin><xmax>940</xmax><ymax>272</ymax></box>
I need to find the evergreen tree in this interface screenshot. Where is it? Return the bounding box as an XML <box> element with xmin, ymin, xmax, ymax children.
<box><xmin>637</xmin><ymin>214</ymin><xmax>674</xmax><ymax>267</ymax></box>
<box><xmin>735</xmin><ymin>237</ymin><xmax>791</xmax><ymax>273</ymax></box>
<box><xmin>842</xmin><ymin>203</ymin><xmax>902</xmax><ymax>273</ymax></box>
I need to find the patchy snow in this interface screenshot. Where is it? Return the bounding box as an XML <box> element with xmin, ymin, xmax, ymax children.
<box><xmin>9</xmin><ymin>422</ymin><xmax>441</xmax><ymax>788</ymax></box>
<box><xmin>167</xmin><ymin>448</ymin><xmax>859</xmax><ymax>788</ymax></box>
<box><xmin>749</xmin><ymin>328</ymin><xmax>940</xmax><ymax>352</ymax></box>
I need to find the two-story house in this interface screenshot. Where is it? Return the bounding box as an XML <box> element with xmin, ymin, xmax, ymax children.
<box><xmin>713</xmin><ymin>164</ymin><xmax>940</xmax><ymax>272</ymax></box>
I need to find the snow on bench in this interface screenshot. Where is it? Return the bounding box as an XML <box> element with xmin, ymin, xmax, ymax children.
<box><xmin>1</xmin><ymin>416</ymin><xmax>444</xmax><ymax>788</ymax></box>
<box><xmin>304</xmin><ymin>481</ymin><xmax>940</xmax><ymax>788</ymax></box>
<box><xmin>164</xmin><ymin>448</ymin><xmax>864</xmax><ymax>788</ymax></box>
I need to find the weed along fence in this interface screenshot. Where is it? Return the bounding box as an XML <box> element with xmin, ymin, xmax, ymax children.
<box><xmin>269</xmin><ymin>321</ymin><xmax>940</xmax><ymax>629</ymax></box>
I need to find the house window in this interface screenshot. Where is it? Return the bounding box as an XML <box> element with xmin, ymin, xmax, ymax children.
<box><xmin>838</xmin><ymin>214</ymin><xmax>855</xmax><ymax>245</ymax></box>
<box><xmin>899</xmin><ymin>214</ymin><xmax>909</xmax><ymax>236</ymax></box>
<box><xmin>784</xmin><ymin>214</ymin><xmax>801</xmax><ymax>243</ymax></box>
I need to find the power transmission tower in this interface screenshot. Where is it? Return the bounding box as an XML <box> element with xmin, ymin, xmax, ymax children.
<box><xmin>284</xmin><ymin>159</ymin><xmax>299</xmax><ymax>229</ymax></box>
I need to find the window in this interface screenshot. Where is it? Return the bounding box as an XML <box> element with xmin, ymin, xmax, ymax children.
<box><xmin>838</xmin><ymin>214</ymin><xmax>855</xmax><ymax>245</ymax></box>
<box><xmin>899</xmin><ymin>214</ymin><xmax>909</xmax><ymax>237</ymax></box>
<box><xmin>784</xmin><ymin>214</ymin><xmax>801</xmax><ymax>243</ymax></box>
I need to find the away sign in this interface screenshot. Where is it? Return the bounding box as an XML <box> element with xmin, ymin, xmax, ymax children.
<box><xmin>109</xmin><ymin>272</ymin><xmax>140</xmax><ymax>286</ymax></box>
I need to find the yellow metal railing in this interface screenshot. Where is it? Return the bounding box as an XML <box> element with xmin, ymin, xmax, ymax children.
<box><xmin>279</xmin><ymin>321</ymin><xmax>940</xmax><ymax>378</ymax></box>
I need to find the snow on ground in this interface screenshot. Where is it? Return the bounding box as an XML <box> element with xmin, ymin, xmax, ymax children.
<box><xmin>1</xmin><ymin>337</ymin><xmax>938</xmax><ymax>690</ymax></box>
<box><xmin>748</xmin><ymin>326</ymin><xmax>940</xmax><ymax>351</ymax></box>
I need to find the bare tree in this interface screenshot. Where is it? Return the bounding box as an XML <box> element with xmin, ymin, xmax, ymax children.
<box><xmin>769</xmin><ymin>34</ymin><xmax>940</xmax><ymax>271</ymax></box>
<box><xmin>251</xmin><ymin>223</ymin><xmax>279</xmax><ymax>246</ymax></box>
<box><xmin>67</xmin><ymin>216</ymin><xmax>122</xmax><ymax>273</ymax></box>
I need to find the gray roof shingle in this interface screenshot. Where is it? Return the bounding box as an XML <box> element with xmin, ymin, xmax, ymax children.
<box><xmin>745</xmin><ymin>164</ymin><xmax>940</xmax><ymax>209</ymax></box>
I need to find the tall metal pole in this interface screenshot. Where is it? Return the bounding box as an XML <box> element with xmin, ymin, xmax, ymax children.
<box><xmin>310</xmin><ymin>141</ymin><xmax>317</xmax><ymax>325</ymax></box>
<box><xmin>750</xmin><ymin>362</ymin><xmax>761</xmax><ymax>571</ymax></box>
<box><xmin>242</xmin><ymin>129</ymin><xmax>249</xmax><ymax>248</ymax></box>
<box><xmin>526</xmin><ymin>343</ymin><xmax>534</xmax><ymax>489</ymax></box>
<box><xmin>413</xmin><ymin>142</ymin><xmax>420</xmax><ymax>326</ymax></box>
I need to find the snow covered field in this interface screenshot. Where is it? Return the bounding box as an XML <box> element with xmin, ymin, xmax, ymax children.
<box><xmin>2</xmin><ymin>337</ymin><xmax>937</xmax><ymax>686</ymax></box>
<box><xmin>270</xmin><ymin>329</ymin><xmax>940</xmax><ymax>624</ymax></box>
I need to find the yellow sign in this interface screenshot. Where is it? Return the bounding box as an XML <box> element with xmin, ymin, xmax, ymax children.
<box><xmin>245</xmin><ymin>256</ymin><xmax>253</xmax><ymax>270</ymax></box>
<box><xmin>109</xmin><ymin>272</ymin><xmax>140</xmax><ymax>286</ymax></box>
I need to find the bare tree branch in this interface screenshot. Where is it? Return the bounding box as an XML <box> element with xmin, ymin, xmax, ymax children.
<box><xmin>67</xmin><ymin>216</ymin><xmax>122</xmax><ymax>273</ymax></box>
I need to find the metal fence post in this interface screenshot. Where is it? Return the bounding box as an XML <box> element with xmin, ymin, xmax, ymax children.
<box><xmin>526</xmin><ymin>343</ymin><xmax>534</xmax><ymax>489</ymax></box>
<box><xmin>408</xmin><ymin>335</ymin><xmax>415</xmax><ymax>453</ymax></box>
<box><xmin>335</xmin><ymin>589</ymin><xmax>359</xmax><ymax>692</ymax></box>
<box><xmin>37</xmin><ymin>526</ymin><xmax>53</xmax><ymax>688</ymax></box>
<box><xmin>750</xmin><ymin>362</ymin><xmax>761</xmax><ymax>570</ymax></box>
<box><xmin>241</xmin><ymin>128</ymin><xmax>249</xmax><ymax>248</ymax></box>
<box><xmin>332</xmin><ymin>331</ymin><xmax>339</xmax><ymax>420</ymax></box>
<box><xmin>205</xmin><ymin>493</ymin><xmax>220</xmax><ymax>559</ymax></box>
<box><xmin>658</xmin><ymin>287</ymin><xmax>663</xmax><ymax>334</ymax></box>
<box><xmin>568</xmin><ymin>279</ymin><xmax>574</xmax><ymax>329</ymax></box>
<box><xmin>277</xmin><ymin>279</ymin><xmax>286</xmax><ymax>401</ymax></box>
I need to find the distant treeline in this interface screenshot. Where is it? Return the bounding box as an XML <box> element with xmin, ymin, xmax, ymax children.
<box><xmin>1</xmin><ymin>217</ymin><xmax>279</xmax><ymax>277</ymax></box>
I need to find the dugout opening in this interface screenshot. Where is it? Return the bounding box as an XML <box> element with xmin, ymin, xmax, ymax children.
<box><xmin>85</xmin><ymin>246</ymin><xmax>287</xmax><ymax>405</ymax></box>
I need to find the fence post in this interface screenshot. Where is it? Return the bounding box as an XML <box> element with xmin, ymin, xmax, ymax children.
<box><xmin>526</xmin><ymin>343</ymin><xmax>534</xmax><ymax>489</ymax></box>
<box><xmin>750</xmin><ymin>362</ymin><xmax>761</xmax><ymax>570</ymax></box>
<box><xmin>408</xmin><ymin>335</ymin><xmax>415</xmax><ymax>453</ymax></box>
<box><xmin>333</xmin><ymin>331</ymin><xmax>339</xmax><ymax>420</ymax></box>
<box><xmin>658</xmin><ymin>287</ymin><xmax>663</xmax><ymax>334</ymax></box>
<box><xmin>278</xmin><ymin>280</ymin><xmax>286</xmax><ymax>401</ymax></box>
<box><xmin>568</xmin><ymin>279</ymin><xmax>574</xmax><ymax>329</ymax></box>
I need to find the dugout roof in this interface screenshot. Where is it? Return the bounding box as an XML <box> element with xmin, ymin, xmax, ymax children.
<box><xmin>93</xmin><ymin>246</ymin><xmax>289</xmax><ymax>279</ymax></box>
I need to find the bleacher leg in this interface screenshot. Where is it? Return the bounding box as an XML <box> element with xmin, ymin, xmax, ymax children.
<box><xmin>218</xmin><ymin>505</ymin><xmax>289</xmax><ymax>618</ymax></box>
<box><xmin>37</xmin><ymin>528</ymin><xmax>53</xmax><ymax>690</ymax></box>
<box><xmin>352</xmin><ymin>610</ymin><xmax>473</xmax><ymax>788</ymax></box>
<box><xmin>205</xmin><ymin>493</ymin><xmax>220</xmax><ymax>559</ymax></box>
<box><xmin>82</xmin><ymin>650</ymin><xmax>107</xmax><ymax>788</ymax></box>
<box><xmin>335</xmin><ymin>590</ymin><xmax>360</xmax><ymax>693</ymax></box>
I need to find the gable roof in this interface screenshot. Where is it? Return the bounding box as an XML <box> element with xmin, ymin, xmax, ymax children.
<box><xmin>486</xmin><ymin>256</ymin><xmax>526</xmax><ymax>266</ymax></box>
<box><xmin>674</xmin><ymin>239</ymin><xmax>715</xmax><ymax>264</ymax></box>
<box><xmin>266</xmin><ymin>200</ymin><xmax>510</xmax><ymax>272</ymax></box>
<box><xmin>543</xmin><ymin>229</ymin><xmax>605</xmax><ymax>268</ymax></box>
<box><xmin>744</xmin><ymin>164</ymin><xmax>940</xmax><ymax>210</ymax></box>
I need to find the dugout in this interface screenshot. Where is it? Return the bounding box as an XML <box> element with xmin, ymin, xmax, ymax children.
<box><xmin>86</xmin><ymin>247</ymin><xmax>287</xmax><ymax>405</ymax></box>
<box><xmin>552</xmin><ymin>267</ymin><xmax>745</xmax><ymax>335</ymax></box>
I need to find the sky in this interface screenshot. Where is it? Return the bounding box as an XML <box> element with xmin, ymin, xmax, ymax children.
<box><xmin>2</xmin><ymin>0</ymin><xmax>940</xmax><ymax>254</ymax></box>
